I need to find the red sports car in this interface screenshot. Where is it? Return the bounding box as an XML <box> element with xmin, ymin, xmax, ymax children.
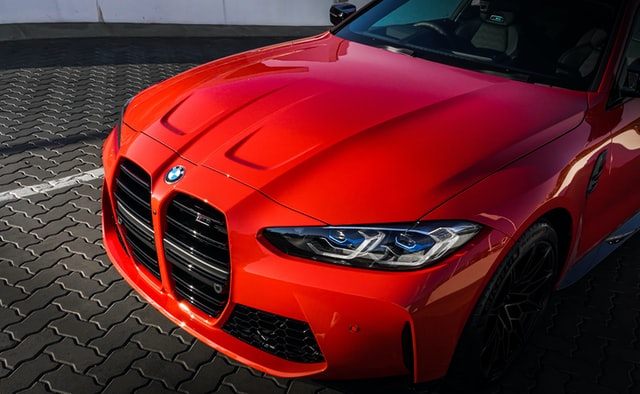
<box><xmin>102</xmin><ymin>0</ymin><xmax>640</xmax><ymax>389</ymax></box>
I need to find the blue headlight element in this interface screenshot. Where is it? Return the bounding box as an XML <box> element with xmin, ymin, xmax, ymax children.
<box><xmin>329</xmin><ymin>229</ymin><xmax>364</xmax><ymax>247</ymax></box>
<box><xmin>394</xmin><ymin>232</ymin><xmax>435</xmax><ymax>253</ymax></box>
<box><xmin>263</xmin><ymin>221</ymin><xmax>482</xmax><ymax>270</ymax></box>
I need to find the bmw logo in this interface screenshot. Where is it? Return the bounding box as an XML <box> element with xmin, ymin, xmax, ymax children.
<box><xmin>165</xmin><ymin>165</ymin><xmax>186</xmax><ymax>184</ymax></box>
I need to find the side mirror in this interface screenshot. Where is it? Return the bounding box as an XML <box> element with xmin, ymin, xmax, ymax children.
<box><xmin>330</xmin><ymin>3</ymin><xmax>357</xmax><ymax>26</ymax></box>
<box><xmin>621</xmin><ymin>59</ymin><xmax>640</xmax><ymax>97</ymax></box>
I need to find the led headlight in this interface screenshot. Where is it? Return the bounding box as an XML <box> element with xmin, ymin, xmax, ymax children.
<box><xmin>263</xmin><ymin>221</ymin><xmax>481</xmax><ymax>270</ymax></box>
<box><xmin>115</xmin><ymin>97</ymin><xmax>134</xmax><ymax>152</ymax></box>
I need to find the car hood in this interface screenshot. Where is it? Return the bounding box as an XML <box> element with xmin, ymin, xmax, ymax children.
<box><xmin>125</xmin><ymin>33</ymin><xmax>588</xmax><ymax>224</ymax></box>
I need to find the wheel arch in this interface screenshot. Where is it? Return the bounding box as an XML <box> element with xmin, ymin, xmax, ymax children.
<box><xmin>538</xmin><ymin>207</ymin><xmax>573</xmax><ymax>279</ymax></box>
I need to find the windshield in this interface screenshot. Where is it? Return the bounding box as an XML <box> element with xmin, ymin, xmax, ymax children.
<box><xmin>334</xmin><ymin>0</ymin><xmax>622</xmax><ymax>91</ymax></box>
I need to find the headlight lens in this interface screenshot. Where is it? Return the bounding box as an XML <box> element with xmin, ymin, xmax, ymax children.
<box><xmin>263</xmin><ymin>221</ymin><xmax>482</xmax><ymax>270</ymax></box>
<box><xmin>115</xmin><ymin>97</ymin><xmax>134</xmax><ymax>152</ymax></box>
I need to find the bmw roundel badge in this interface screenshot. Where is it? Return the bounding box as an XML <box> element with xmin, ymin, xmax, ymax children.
<box><xmin>165</xmin><ymin>165</ymin><xmax>186</xmax><ymax>184</ymax></box>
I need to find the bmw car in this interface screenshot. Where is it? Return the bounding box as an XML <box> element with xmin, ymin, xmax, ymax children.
<box><xmin>101</xmin><ymin>0</ymin><xmax>640</xmax><ymax>388</ymax></box>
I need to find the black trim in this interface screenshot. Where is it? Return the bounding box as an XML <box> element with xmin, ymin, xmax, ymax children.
<box><xmin>223</xmin><ymin>304</ymin><xmax>324</xmax><ymax>364</ymax></box>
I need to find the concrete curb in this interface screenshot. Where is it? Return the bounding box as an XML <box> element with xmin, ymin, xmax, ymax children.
<box><xmin>0</xmin><ymin>22</ymin><xmax>330</xmax><ymax>42</ymax></box>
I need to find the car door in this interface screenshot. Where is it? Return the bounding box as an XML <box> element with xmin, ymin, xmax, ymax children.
<box><xmin>562</xmin><ymin>6</ymin><xmax>640</xmax><ymax>287</ymax></box>
<box><xmin>604</xmin><ymin>6</ymin><xmax>640</xmax><ymax>243</ymax></box>
<box><xmin>582</xmin><ymin>6</ymin><xmax>640</xmax><ymax>265</ymax></box>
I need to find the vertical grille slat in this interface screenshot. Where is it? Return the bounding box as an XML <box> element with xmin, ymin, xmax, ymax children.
<box><xmin>164</xmin><ymin>193</ymin><xmax>231</xmax><ymax>318</ymax></box>
<box><xmin>114</xmin><ymin>160</ymin><xmax>160</xmax><ymax>280</ymax></box>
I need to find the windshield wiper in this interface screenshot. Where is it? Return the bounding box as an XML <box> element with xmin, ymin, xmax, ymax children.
<box><xmin>477</xmin><ymin>68</ymin><xmax>533</xmax><ymax>82</ymax></box>
<box><xmin>378</xmin><ymin>45</ymin><xmax>415</xmax><ymax>56</ymax></box>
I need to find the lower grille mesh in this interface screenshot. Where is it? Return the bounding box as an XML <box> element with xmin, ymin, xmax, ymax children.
<box><xmin>223</xmin><ymin>304</ymin><xmax>324</xmax><ymax>363</ymax></box>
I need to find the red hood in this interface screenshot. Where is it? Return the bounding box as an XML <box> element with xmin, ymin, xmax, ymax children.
<box><xmin>125</xmin><ymin>33</ymin><xmax>587</xmax><ymax>224</ymax></box>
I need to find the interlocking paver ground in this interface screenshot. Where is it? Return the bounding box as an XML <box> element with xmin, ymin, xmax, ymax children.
<box><xmin>0</xmin><ymin>33</ymin><xmax>639</xmax><ymax>394</ymax></box>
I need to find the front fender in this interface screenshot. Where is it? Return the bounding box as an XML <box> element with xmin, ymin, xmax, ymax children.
<box><xmin>425</xmin><ymin>122</ymin><xmax>598</xmax><ymax>240</ymax></box>
<box><xmin>412</xmin><ymin>120</ymin><xmax>603</xmax><ymax>381</ymax></box>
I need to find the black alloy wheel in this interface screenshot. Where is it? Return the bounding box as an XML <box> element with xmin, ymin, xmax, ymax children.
<box><xmin>446</xmin><ymin>220</ymin><xmax>559</xmax><ymax>390</ymax></box>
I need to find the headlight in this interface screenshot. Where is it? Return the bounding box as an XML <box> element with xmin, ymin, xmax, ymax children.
<box><xmin>262</xmin><ymin>221</ymin><xmax>481</xmax><ymax>270</ymax></box>
<box><xmin>115</xmin><ymin>97</ymin><xmax>134</xmax><ymax>152</ymax></box>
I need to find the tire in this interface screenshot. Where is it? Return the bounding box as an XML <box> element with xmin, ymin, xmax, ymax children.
<box><xmin>446</xmin><ymin>221</ymin><xmax>559</xmax><ymax>390</ymax></box>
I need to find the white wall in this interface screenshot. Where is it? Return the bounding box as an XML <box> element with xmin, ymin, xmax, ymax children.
<box><xmin>0</xmin><ymin>0</ymin><xmax>372</xmax><ymax>26</ymax></box>
<box><xmin>342</xmin><ymin>0</ymin><xmax>371</xmax><ymax>10</ymax></box>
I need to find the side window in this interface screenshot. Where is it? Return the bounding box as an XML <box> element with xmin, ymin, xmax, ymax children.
<box><xmin>621</xmin><ymin>15</ymin><xmax>640</xmax><ymax>80</ymax></box>
<box><xmin>612</xmin><ymin>10</ymin><xmax>640</xmax><ymax>105</ymax></box>
<box><xmin>627</xmin><ymin>29</ymin><xmax>640</xmax><ymax>61</ymax></box>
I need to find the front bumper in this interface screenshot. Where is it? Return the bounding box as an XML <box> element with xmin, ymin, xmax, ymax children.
<box><xmin>101</xmin><ymin>129</ymin><xmax>508</xmax><ymax>382</ymax></box>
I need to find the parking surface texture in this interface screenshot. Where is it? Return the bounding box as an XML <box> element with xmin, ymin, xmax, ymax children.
<box><xmin>0</xmin><ymin>34</ymin><xmax>639</xmax><ymax>394</ymax></box>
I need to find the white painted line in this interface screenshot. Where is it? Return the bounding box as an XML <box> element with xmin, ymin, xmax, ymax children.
<box><xmin>0</xmin><ymin>168</ymin><xmax>104</xmax><ymax>203</ymax></box>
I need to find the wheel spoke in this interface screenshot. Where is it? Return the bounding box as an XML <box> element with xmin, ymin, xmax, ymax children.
<box><xmin>482</xmin><ymin>312</ymin><xmax>508</xmax><ymax>373</ymax></box>
<box><xmin>513</xmin><ymin>244</ymin><xmax>554</xmax><ymax>295</ymax></box>
<box><xmin>515</xmin><ymin>244</ymin><xmax>552</xmax><ymax>286</ymax></box>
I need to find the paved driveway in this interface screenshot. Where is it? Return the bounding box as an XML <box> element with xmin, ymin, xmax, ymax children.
<box><xmin>0</xmin><ymin>35</ymin><xmax>639</xmax><ymax>394</ymax></box>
